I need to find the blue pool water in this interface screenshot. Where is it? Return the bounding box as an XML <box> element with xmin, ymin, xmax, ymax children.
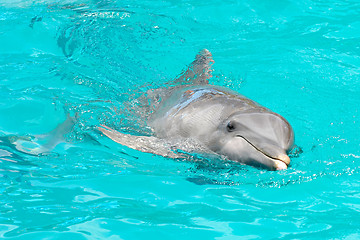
<box><xmin>1</xmin><ymin>0</ymin><xmax>360</xmax><ymax>239</ymax></box>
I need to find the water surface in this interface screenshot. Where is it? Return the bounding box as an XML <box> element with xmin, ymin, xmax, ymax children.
<box><xmin>1</xmin><ymin>0</ymin><xmax>360</xmax><ymax>239</ymax></box>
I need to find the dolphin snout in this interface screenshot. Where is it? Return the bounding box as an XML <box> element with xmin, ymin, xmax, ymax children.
<box><xmin>235</xmin><ymin>135</ymin><xmax>291</xmax><ymax>170</ymax></box>
<box><xmin>272</xmin><ymin>154</ymin><xmax>290</xmax><ymax>170</ymax></box>
<box><xmin>277</xmin><ymin>153</ymin><xmax>290</xmax><ymax>165</ymax></box>
<box><xmin>273</xmin><ymin>159</ymin><xmax>288</xmax><ymax>170</ymax></box>
<box><xmin>266</xmin><ymin>153</ymin><xmax>290</xmax><ymax>170</ymax></box>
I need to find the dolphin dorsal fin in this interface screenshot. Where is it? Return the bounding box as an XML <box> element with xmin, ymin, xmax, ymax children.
<box><xmin>174</xmin><ymin>49</ymin><xmax>214</xmax><ymax>85</ymax></box>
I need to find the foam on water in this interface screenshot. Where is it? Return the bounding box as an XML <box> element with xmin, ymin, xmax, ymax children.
<box><xmin>1</xmin><ymin>0</ymin><xmax>360</xmax><ymax>239</ymax></box>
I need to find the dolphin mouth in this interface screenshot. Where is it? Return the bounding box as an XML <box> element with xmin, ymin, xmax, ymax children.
<box><xmin>235</xmin><ymin>135</ymin><xmax>290</xmax><ymax>170</ymax></box>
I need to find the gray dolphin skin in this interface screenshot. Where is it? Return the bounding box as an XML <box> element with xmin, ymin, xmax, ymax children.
<box><xmin>99</xmin><ymin>49</ymin><xmax>294</xmax><ymax>170</ymax></box>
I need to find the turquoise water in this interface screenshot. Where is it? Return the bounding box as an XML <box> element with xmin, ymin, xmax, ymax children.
<box><xmin>1</xmin><ymin>0</ymin><xmax>360</xmax><ymax>239</ymax></box>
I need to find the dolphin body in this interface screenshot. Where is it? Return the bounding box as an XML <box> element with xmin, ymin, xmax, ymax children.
<box><xmin>99</xmin><ymin>50</ymin><xmax>294</xmax><ymax>170</ymax></box>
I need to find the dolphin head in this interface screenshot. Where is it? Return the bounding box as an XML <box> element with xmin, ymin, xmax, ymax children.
<box><xmin>215</xmin><ymin>111</ymin><xmax>294</xmax><ymax>170</ymax></box>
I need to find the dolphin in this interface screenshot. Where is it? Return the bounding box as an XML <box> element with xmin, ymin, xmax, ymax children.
<box><xmin>99</xmin><ymin>49</ymin><xmax>294</xmax><ymax>170</ymax></box>
<box><xmin>7</xmin><ymin>114</ymin><xmax>75</xmax><ymax>156</ymax></box>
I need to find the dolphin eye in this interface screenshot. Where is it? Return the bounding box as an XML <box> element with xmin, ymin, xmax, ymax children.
<box><xmin>226</xmin><ymin>121</ymin><xmax>236</xmax><ymax>132</ymax></box>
